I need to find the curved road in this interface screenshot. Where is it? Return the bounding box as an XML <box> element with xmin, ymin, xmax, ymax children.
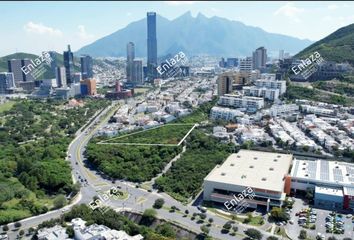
<box><xmin>4</xmin><ymin>102</ymin><xmax>277</xmax><ymax>240</ymax></box>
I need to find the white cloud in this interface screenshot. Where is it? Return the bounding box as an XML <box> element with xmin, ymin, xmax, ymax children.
<box><xmin>327</xmin><ymin>4</ymin><xmax>338</xmax><ymax>10</ymax></box>
<box><xmin>24</xmin><ymin>21</ymin><xmax>62</xmax><ymax>36</ymax></box>
<box><xmin>274</xmin><ymin>2</ymin><xmax>304</xmax><ymax>22</ymax></box>
<box><xmin>76</xmin><ymin>25</ymin><xmax>94</xmax><ymax>40</ymax></box>
<box><xmin>164</xmin><ymin>1</ymin><xmax>195</xmax><ymax>6</ymax></box>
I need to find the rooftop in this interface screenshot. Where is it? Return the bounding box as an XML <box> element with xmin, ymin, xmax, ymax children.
<box><xmin>204</xmin><ymin>150</ymin><xmax>293</xmax><ymax>192</ymax></box>
<box><xmin>291</xmin><ymin>159</ymin><xmax>354</xmax><ymax>187</ymax></box>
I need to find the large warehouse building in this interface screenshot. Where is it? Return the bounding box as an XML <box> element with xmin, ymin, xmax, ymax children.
<box><xmin>291</xmin><ymin>159</ymin><xmax>354</xmax><ymax>210</ymax></box>
<box><xmin>203</xmin><ymin>150</ymin><xmax>293</xmax><ymax>211</ymax></box>
<box><xmin>204</xmin><ymin>150</ymin><xmax>354</xmax><ymax>212</ymax></box>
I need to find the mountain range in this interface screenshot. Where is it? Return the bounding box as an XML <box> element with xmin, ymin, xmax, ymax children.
<box><xmin>295</xmin><ymin>23</ymin><xmax>354</xmax><ymax>65</ymax></box>
<box><xmin>76</xmin><ymin>12</ymin><xmax>312</xmax><ymax>58</ymax></box>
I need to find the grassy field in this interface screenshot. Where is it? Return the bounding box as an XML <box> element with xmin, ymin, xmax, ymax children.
<box><xmin>102</xmin><ymin>124</ymin><xmax>195</xmax><ymax>145</ymax></box>
<box><xmin>0</xmin><ymin>101</ymin><xmax>15</xmax><ymax>113</ymax></box>
<box><xmin>134</xmin><ymin>87</ymin><xmax>150</xmax><ymax>94</ymax></box>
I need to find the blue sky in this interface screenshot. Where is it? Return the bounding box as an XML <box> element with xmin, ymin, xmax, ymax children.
<box><xmin>1</xmin><ymin>1</ymin><xmax>354</xmax><ymax>56</ymax></box>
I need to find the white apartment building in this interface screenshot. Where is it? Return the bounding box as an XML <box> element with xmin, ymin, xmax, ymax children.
<box><xmin>243</xmin><ymin>86</ymin><xmax>280</xmax><ymax>101</ymax></box>
<box><xmin>266</xmin><ymin>104</ymin><xmax>299</xmax><ymax>117</ymax></box>
<box><xmin>301</xmin><ymin>105</ymin><xmax>336</xmax><ymax>116</ymax></box>
<box><xmin>71</xmin><ymin>218</ymin><xmax>143</xmax><ymax>240</ymax></box>
<box><xmin>210</xmin><ymin>106</ymin><xmax>244</xmax><ymax>121</ymax></box>
<box><xmin>255</xmin><ymin>79</ymin><xmax>287</xmax><ymax>95</ymax></box>
<box><xmin>218</xmin><ymin>95</ymin><xmax>264</xmax><ymax>111</ymax></box>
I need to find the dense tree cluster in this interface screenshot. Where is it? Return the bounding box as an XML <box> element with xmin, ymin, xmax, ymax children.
<box><xmin>86</xmin><ymin>141</ymin><xmax>182</xmax><ymax>182</ymax></box>
<box><xmin>0</xmin><ymin>98</ymin><xmax>109</xmax><ymax>224</ymax></box>
<box><xmin>155</xmin><ymin>129</ymin><xmax>234</xmax><ymax>202</ymax></box>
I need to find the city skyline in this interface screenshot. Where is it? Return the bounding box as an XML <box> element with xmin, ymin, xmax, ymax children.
<box><xmin>1</xmin><ymin>1</ymin><xmax>354</xmax><ymax>56</ymax></box>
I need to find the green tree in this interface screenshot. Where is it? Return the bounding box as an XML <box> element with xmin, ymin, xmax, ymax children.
<box><xmin>244</xmin><ymin>228</ymin><xmax>263</xmax><ymax>240</ymax></box>
<box><xmin>298</xmin><ymin>230</ymin><xmax>307</xmax><ymax>239</ymax></box>
<box><xmin>267</xmin><ymin>236</ymin><xmax>279</xmax><ymax>240</ymax></box>
<box><xmin>66</xmin><ymin>226</ymin><xmax>74</xmax><ymax>238</ymax></box>
<box><xmin>53</xmin><ymin>194</ymin><xmax>67</xmax><ymax>209</ymax></box>
<box><xmin>200</xmin><ymin>225</ymin><xmax>210</xmax><ymax>236</ymax></box>
<box><xmin>156</xmin><ymin>223</ymin><xmax>176</xmax><ymax>238</ymax></box>
<box><xmin>14</xmin><ymin>222</ymin><xmax>21</xmax><ymax>228</ymax></box>
<box><xmin>2</xmin><ymin>225</ymin><xmax>9</xmax><ymax>232</ymax></box>
<box><xmin>153</xmin><ymin>198</ymin><xmax>165</xmax><ymax>209</ymax></box>
<box><xmin>143</xmin><ymin>208</ymin><xmax>157</xmax><ymax>220</ymax></box>
<box><xmin>270</xmin><ymin>207</ymin><xmax>289</xmax><ymax>222</ymax></box>
<box><xmin>19</xmin><ymin>230</ymin><xmax>24</xmax><ymax>236</ymax></box>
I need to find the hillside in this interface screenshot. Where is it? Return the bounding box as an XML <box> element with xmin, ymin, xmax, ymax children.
<box><xmin>77</xmin><ymin>11</ymin><xmax>312</xmax><ymax>57</ymax></box>
<box><xmin>295</xmin><ymin>23</ymin><xmax>354</xmax><ymax>65</ymax></box>
<box><xmin>0</xmin><ymin>52</ymin><xmax>81</xmax><ymax>79</ymax></box>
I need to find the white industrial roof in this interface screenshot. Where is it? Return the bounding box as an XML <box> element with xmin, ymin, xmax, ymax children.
<box><xmin>291</xmin><ymin>159</ymin><xmax>354</xmax><ymax>187</ymax></box>
<box><xmin>204</xmin><ymin>150</ymin><xmax>293</xmax><ymax>192</ymax></box>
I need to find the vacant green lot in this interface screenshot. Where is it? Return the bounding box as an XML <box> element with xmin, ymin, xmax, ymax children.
<box><xmin>0</xmin><ymin>101</ymin><xmax>15</xmax><ymax>113</ymax></box>
<box><xmin>103</xmin><ymin>124</ymin><xmax>195</xmax><ymax>145</ymax></box>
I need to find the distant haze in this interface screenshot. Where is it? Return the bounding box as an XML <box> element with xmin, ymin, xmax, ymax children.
<box><xmin>77</xmin><ymin>11</ymin><xmax>312</xmax><ymax>58</ymax></box>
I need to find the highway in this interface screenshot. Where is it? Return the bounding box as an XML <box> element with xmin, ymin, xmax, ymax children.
<box><xmin>4</xmin><ymin>100</ymin><xmax>276</xmax><ymax>240</ymax></box>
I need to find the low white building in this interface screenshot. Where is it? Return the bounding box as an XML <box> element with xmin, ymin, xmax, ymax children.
<box><xmin>71</xmin><ymin>218</ymin><xmax>143</xmax><ymax>240</ymax></box>
<box><xmin>210</xmin><ymin>106</ymin><xmax>244</xmax><ymax>121</ymax></box>
<box><xmin>243</xmin><ymin>86</ymin><xmax>279</xmax><ymax>101</ymax></box>
<box><xmin>218</xmin><ymin>95</ymin><xmax>264</xmax><ymax>112</ymax></box>
<box><xmin>37</xmin><ymin>225</ymin><xmax>69</xmax><ymax>240</ymax></box>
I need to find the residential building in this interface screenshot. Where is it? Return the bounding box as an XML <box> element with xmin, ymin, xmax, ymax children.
<box><xmin>80</xmin><ymin>78</ymin><xmax>97</xmax><ymax>96</ymax></box>
<box><xmin>243</xmin><ymin>86</ymin><xmax>280</xmax><ymax>101</ymax></box>
<box><xmin>63</xmin><ymin>45</ymin><xmax>75</xmax><ymax>85</ymax></box>
<box><xmin>218</xmin><ymin>95</ymin><xmax>264</xmax><ymax>111</ymax></box>
<box><xmin>37</xmin><ymin>225</ymin><xmax>69</xmax><ymax>240</ymax></box>
<box><xmin>217</xmin><ymin>72</ymin><xmax>233</xmax><ymax>96</ymax></box>
<box><xmin>252</xmin><ymin>47</ymin><xmax>267</xmax><ymax>70</ymax></box>
<box><xmin>210</xmin><ymin>106</ymin><xmax>244</xmax><ymax>121</ymax></box>
<box><xmin>239</xmin><ymin>57</ymin><xmax>253</xmax><ymax>72</ymax></box>
<box><xmin>204</xmin><ymin>150</ymin><xmax>293</xmax><ymax>211</ymax></box>
<box><xmin>255</xmin><ymin>78</ymin><xmax>287</xmax><ymax>95</ymax></box>
<box><xmin>71</xmin><ymin>218</ymin><xmax>143</xmax><ymax>240</ymax></box>
<box><xmin>80</xmin><ymin>55</ymin><xmax>93</xmax><ymax>79</ymax></box>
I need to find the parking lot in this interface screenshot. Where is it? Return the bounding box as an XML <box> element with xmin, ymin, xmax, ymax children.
<box><xmin>286</xmin><ymin>198</ymin><xmax>354</xmax><ymax>239</ymax></box>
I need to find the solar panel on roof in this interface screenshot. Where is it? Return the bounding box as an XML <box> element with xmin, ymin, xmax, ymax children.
<box><xmin>293</xmin><ymin>161</ymin><xmax>300</xmax><ymax>177</ymax></box>
<box><xmin>346</xmin><ymin>166</ymin><xmax>354</xmax><ymax>175</ymax></box>
<box><xmin>320</xmin><ymin>161</ymin><xmax>330</xmax><ymax>181</ymax></box>
<box><xmin>333</xmin><ymin>168</ymin><xmax>343</xmax><ymax>182</ymax></box>
<box><xmin>307</xmin><ymin>161</ymin><xmax>317</xmax><ymax>179</ymax></box>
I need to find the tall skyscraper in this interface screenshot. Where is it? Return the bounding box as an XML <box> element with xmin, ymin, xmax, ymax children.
<box><xmin>47</xmin><ymin>51</ymin><xmax>57</xmax><ymax>74</ymax></box>
<box><xmin>7</xmin><ymin>59</ymin><xmax>35</xmax><ymax>83</ymax></box>
<box><xmin>0</xmin><ymin>72</ymin><xmax>15</xmax><ymax>94</ymax></box>
<box><xmin>55</xmin><ymin>67</ymin><xmax>67</xmax><ymax>87</ymax></box>
<box><xmin>252</xmin><ymin>47</ymin><xmax>267</xmax><ymax>70</ymax></box>
<box><xmin>126</xmin><ymin>42</ymin><xmax>143</xmax><ymax>84</ymax></box>
<box><xmin>147</xmin><ymin>12</ymin><xmax>157</xmax><ymax>81</ymax></box>
<box><xmin>80</xmin><ymin>55</ymin><xmax>93</xmax><ymax>79</ymax></box>
<box><xmin>132</xmin><ymin>60</ymin><xmax>143</xmax><ymax>84</ymax></box>
<box><xmin>127</xmin><ymin>42</ymin><xmax>135</xmax><ymax>63</ymax></box>
<box><xmin>63</xmin><ymin>45</ymin><xmax>75</xmax><ymax>85</ymax></box>
<box><xmin>126</xmin><ymin>42</ymin><xmax>135</xmax><ymax>82</ymax></box>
